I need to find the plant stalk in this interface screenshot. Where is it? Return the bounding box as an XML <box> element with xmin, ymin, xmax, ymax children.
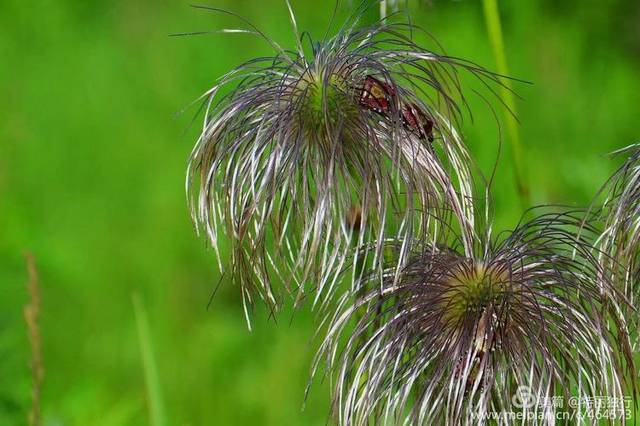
<box><xmin>482</xmin><ymin>0</ymin><xmax>530</xmax><ymax>206</ymax></box>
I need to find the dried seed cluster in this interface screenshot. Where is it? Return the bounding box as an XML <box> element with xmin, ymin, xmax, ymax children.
<box><xmin>185</xmin><ymin>6</ymin><xmax>638</xmax><ymax>424</ymax></box>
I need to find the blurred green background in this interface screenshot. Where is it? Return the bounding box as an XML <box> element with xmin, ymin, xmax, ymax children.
<box><xmin>1</xmin><ymin>0</ymin><xmax>639</xmax><ymax>425</ymax></box>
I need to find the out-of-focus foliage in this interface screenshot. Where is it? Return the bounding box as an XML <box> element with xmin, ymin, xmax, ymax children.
<box><xmin>1</xmin><ymin>0</ymin><xmax>638</xmax><ymax>425</ymax></box>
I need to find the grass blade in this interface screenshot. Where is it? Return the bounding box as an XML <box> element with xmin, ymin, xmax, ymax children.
<box><xmin>133</xmin><ymin>293</ymin><xmax>167</xmax><ymax>426</ymax></box>
<box><xmin>482</xmin><ymin>0</ymin><xmax>530</xmax><ymax>205</ymax></box>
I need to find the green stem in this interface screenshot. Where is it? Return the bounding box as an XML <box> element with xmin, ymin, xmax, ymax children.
<box><xmin>482</xmin><ymin>0</ymin><xmax>530</xmax><ymax>206</ymax></box>
<box><xmin>133</xmin><ymin>293</ymin><xmax>167</xmax><ymax>426</ymax></box>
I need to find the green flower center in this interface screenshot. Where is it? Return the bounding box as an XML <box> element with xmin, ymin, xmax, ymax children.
<box><xmin>441</xmin><ymin>263</ymin><xmax>510</xmax><ymax>324</ymax></box>
<box><xmin>299</xmin><ymin>72</ymin><xmax>357</xmax><ymax>136</ymax></box>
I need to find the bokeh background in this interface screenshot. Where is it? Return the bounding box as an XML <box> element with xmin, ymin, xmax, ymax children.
<box><xmin>2</xmin><ymin>0</ymin><xmax>639</xmax><ymax>424</ymax></box>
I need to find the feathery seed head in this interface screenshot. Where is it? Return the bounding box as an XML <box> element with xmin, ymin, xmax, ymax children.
<box><xmin>595</xmin><ymin>144</ymin><xmax>640</xmax><ymax>348</ymax></box>
<box><xmin>186</xmin><ymin>7</ymin><xmax>503</xmax><ymax>317</ymax></box>
<box><xmin>314</xmin><ymin>211</ymin><xmax>635</xmax><ymax>424</ymax></box>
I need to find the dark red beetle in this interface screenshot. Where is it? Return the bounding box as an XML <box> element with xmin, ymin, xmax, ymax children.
<box><xmin>359</xmin><ymin>75</ymin><xmax>435</xmax><ymax>142</ymax></box>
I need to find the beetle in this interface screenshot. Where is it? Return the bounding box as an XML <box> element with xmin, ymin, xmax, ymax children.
<box><xmin>359</xmin><ymin>75</ymin><xmax>435</xmax><ymax>142</ymax></box>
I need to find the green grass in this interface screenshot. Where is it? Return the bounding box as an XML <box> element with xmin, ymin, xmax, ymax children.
<box><xmin>133</xmin><ymin>294</ymin><xmax>166</xmax><ymax>426</ymax></box>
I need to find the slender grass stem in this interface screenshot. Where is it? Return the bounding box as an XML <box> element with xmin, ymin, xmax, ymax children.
<box><xmin>380</xmin><ymin>0</ymin><xmax>387</xmax><ymax>19</ymax></box>
<box><xmin>24</xmin><ymin>253</ymin><xmax>43</xmax><ymax>426</ymax></box>
<box><xmin>133</xmin><ymin>293</ymin><xmax>167</xmax><ymax>426</ymax></box>
<box><xmin>482</xmin><ymin>0</ymin><xmax>530</xmax><ymax>206</ymax></box>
